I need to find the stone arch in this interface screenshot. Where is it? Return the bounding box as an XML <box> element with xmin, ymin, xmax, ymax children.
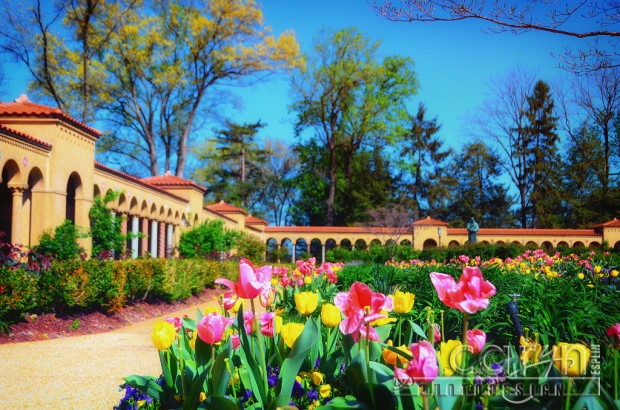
<box><xmin>325</xmin><ymin>238</ymin><xmax>337</xmax><ymax>252</ymax></box>
<box><xmin>166</xmin><ymin>208</ymin><xmax>173</xmax><ymax>222</ymax></box>
<box><xmin>281</xmin><ymin>238</ymin><xmax>293</xmax><ymax>262</ymax></box>
<box><xmin>193</xmin><ymin>213</ymin><xmax>199</xmax><ymax>226</ymax></box>
<box><xmin>66</xmin><ymin>172</ymin><xmax>83</xmax><ymax>223</ymax></box>
<box><xmin>512</xmin><ymin>241</ymin><xmax>521</xmax><ymax>246</ymax></box>
<box><xmin>572</xmin><ymin>241</ymin><xmax>585</xmax><ymax>248</ymax></box>
<box><xmin>25</xmin><ymin>167</ymin><xmax>44</xmax><ymax>246</ymax></box>
<box><xmin>295</xmin><ymin>238</ymin><xmax>309</xmax><ymax>260</ymax></box>
<box><xmin>495</xmin><ymin>241</ymin><xmax>505</xmax><ymax>245</ymax></box>
<box><xmin>117</xmin><ymin>192</ymin><xmax>128</xmax><ymax>212</ymax></box>
<box><xmin>370</xmin><ymin>239</ymin><xmax>381</xmax><ymax>248</ymax></box>
<box><xmin>340</xmin><ymin>238</ymin><xmax>352</xmax><ymax>250</ymax></box>
<box><xmin>0</xmin><ymin>160</ymin><xmax>23</xmax><ymax>242</ymax></box>
<box><xmin>423</xmin><ymin>239</ymin><xmax>437</xmax><ymax>249</ymax></box>
<box><xmin>525</xmin><ymin>241</ymin><xmax>538</xmax><ymax>248</ymax></box>
<box><xmin>355</xmin><ymin>239</ymin><xmax>367</xmax><ymax>250</ymax></box>
<box><xmin>557</xmin><ymin>241</ymin><xmax>569</xmax><ymax>248</ymax></box>
<box><xmin>159</xmin><ymin>205</ymin><xmax>166</xmax><ymax>219</ymax></box>
<box><xmin>140</xmin><ymin>200</ymin><xmax>149</xmax><ymax>216</ymax></box>
<box><xmin>129</xmin><ymin>197</ymin><xmax>139</xmax><ymax>214</ymax></box>
<box><xmin>93</xmin><ymin>184</ymin><xmax>101</xmax><ymax>198</ymax></box>
<box><xmin>541</xmin><ymin>241</ymin><xmax>553</xmax><ymax>251</ymax></box>
<box><xmin>448</xmin><ymin>240</ymin><xmax>460</xmax><ymax>247</ymax></box>
<box><xmin>614</xmin><ymin>241</ymin><xmax>620</xmax><ymax>250</ymax></box>
<box><xmin>310</xmin><ymin>238</ymin><xmax>322</xmax><ymax>259</ymax></box>
<box><xmin>150</xmin><ymin>203</ymin><xmax>158</xmax><ymax>218</ymax></box>
<box><xmin>385</xmin><ymin>239</ymin><xmax>395</xmax><ymax>247</ymax></box>
<box><xmin>174</xmin><ymin>210</ymin><xmax>180</xmax><ymax>224</ymax></box>
<box><xmin>588</xmin><ymin>241</ymin><xmax>601</xmax><ymax>249</ymax></box>
<box><xmin>479</xmin><ymin>240</ymin><xmax>490</xmax><ymax>245</ymax></box>
<box><xmin>266</xmin><ymin>237</ymin><xmax>278</xmax><ymax>262</ymax></box>
<box><xmin>400</xmin><ymin>239</ymin><xmax>411</xmax><ymax>246</ymax></box>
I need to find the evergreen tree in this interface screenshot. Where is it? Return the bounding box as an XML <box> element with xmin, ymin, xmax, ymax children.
<box><xmin>525</xmin><ymin>80</ymin><xmax>562</xmax><ymax>228</ymax></box>
<box><xmin>446</xmin><ymin>142</ymin><xmax>515</xmax><ymax>227</ymax></box>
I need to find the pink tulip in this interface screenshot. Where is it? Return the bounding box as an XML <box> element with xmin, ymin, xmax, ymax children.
<box><xmin>243</xmin><ymin>309</ymin><xmax>254</xmax><ymax>335</ymax></box>
<box><xmin>430</xmin><ymin>267</ymin><xmax>496</xmax><ymax>314</ymax></box>
<box><xmin>231</xmin><ymin>334</ymin><xmax>240</xmax><ymax>350</ymax></box>
<box><xmin>222</xmin><ymin>290</ymin><xmax>238</xmax><ymax>311</ymax></box>
<box><xmin>467</xmin><ymin>329</ymin><xmax>486</xmax><ymax>354</ymax></box>
<box><xmin>433</xmin><ymin>323</ymin><xmax>441</xmax><ymax>343</ymax></box>
<box><xmin>606</xmin><ymin>323</ymin><xmax>620</xmax><ymax>340</ymax></box>
<box><xmin>215</xmin><ymin>259</ymin><xmax>272</xmax><ymax>299</ymax></box>
<box><xmin>334</xmin><ymin>282</ymin><xmax>393</xmax><ymax>342</ymax></box>
<box><xmin>260</xmin><ymin>312</ymin><xmax>277</xmax><ymax>337</ymax></box>
<box><xmin>394</xmin><ymin>340</ymin><xmax>439</xmax><ymax>384</ymax></box>
<box><xmin>196</xmin><ymin>313</ymin><xmax>234</xmax><ymax>344</ymax></box>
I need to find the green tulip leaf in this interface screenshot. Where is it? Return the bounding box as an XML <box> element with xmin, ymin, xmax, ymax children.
<box><xmin>319</xmin><ymin>395</ymin><xmax>369</xmax><ymax>409</ymax></box>
<box><xmin>202</xmin><ymin>395</ymin><xmax>237</xmax><ymax>410</ymax></box>
<box><xmin>209</xmin><ymin>339</ymin><xmax>232</xmax><ymax>396</ymax></box>
<box><xmin>273</xmin><ymin>317</ymin><xmax>319</xmax><ymax>408</ymax></box>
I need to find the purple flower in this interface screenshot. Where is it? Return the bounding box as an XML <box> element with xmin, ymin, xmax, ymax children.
<box><xmin>308</xmin><ymin>387</ymin><xmax>319</xmax><ymax>402</ymax></box>
<box><xmin>292</xmin><ymin>380</ymin><xmax>305</xmax><ymax>398</ymax></box>
<box><xmin>315</xmin><ymin>358</ymin><xmax>321</xmax><ymax>368</ymax></box>
<box><xmin>268</xmin><ymin>373</ymin><xmax>279</xmax><ymax>387</ymax></box>
<box><xmin>240</xmin><ymin>389</ymin><xmax>252</xmax><ymax>404</ymax></box>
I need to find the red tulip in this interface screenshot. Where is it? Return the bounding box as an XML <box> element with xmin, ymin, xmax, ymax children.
<box><xmin>467</xmin><ymin>329</ymin><xmax>486</xmax><ymax>354</ymax></box>
<box><xmin>243</xmin><ymin>309</ymin><xmax>254</xmax><ymax>335</ymax></box>
<box><xmin>430</xmin><ymin>267</ymin><xmax>496</xmax><ymax>314</ymax></box>
<box><xmin>606</xmin><ymin>323</ymin><xmax>620</xmax><ymax>340</ymax></box>
<box><xmin>334</xmin><ymin>282</ymin><xmax>393</xmax><ymax>342</ymax></box>
<box><xmin>196</xmin><ymin>312</ymin><xmax>234</xmax><ymax>344</ymax></box>
<box><xmin>215</xmin><ymin>259</ymin><xmax>272</xmax><ymax>299</ymax></box>
<box><xmin>394</xmin><ymin>340</ymin><xmax>439</xmax><ymax>385</ymax></box>
<box><xmin>231</xmin><ymin>334</ymin><xmax>240</xmax><ymax>350</ymax></box>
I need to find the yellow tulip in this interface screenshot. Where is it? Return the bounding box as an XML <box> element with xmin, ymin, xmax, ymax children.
<box><xmin>320</xmin><ymin>303</ymin><xmax>341</xmax><ymax>328</ymax></box>
<box><xmin>370</xmin><ymin>309</ymin><xmax>396</xmax><ymax>326</ymax></box>
<box><xmin>304</xmin><ymin>276</ymin><xmax>312</xmax><ymax>285</ymax></box>
<box><xmin>393</xmin><ymin>290</ymin><xmax>415</xmax><ymax>314</ymax></box>
<box><xmin>382</xmin><ymin>340</ymin><xmax>410</xmax><ymax>366</ymax></box>
<box><xmin>594</xmin><ymin>266</ymin><xmax>602</xmax><ymax>274</ymax></box>
<box><xmin>438</xmin><ymin>340</ymin><xmax>464</xmax><ymax>376</ymax></box>
<box><xmin>577</xmin><ymin>273</ymin><xmax>584</xmax><ymax>280</ymax></box>
<box><xmin>611</xmin><ymin>270</ymin><xmax>618</xmax><ymax>277</ymax></box>
<box><xmin>230</xmin><ymin>298</ymin><xmax>243</xmax><ymax>314</ymax></box>
<box><xmin>274</xmin><ymin>315</ymin><xmax>283</xmax><ymax>335</ymax></box>
<box><xmin>319</xmin><ymin>384</ymin><xmax>331</xmax><ymax>398</ymax></box>
<box><xmin>312</xmin><ymin>371</ymin><xmax>324</xmax><ymax>386</ymax></box>
<box><xmin>295</xmin><ymin>292</ymin><xmax>319</xmax><ymax>316</ymax></box>
<box><xmin>553</xmin><ymin>343</ymin><xmax>590</xmax><ymax>376</ymax></box>
<box><xmin>152</xmin><ymin>321</ymin><xmax>176</xmax><ymax>350</ymax></box>
<box><xmin>519</xmin><ymin>335</ymin><xmax>542</xmax><ymax>364</ymax></box>
<box><xmin>189</xmin><ymin>330</ymin><xmax>198</xmax><ymax>350</ymax></box>
<box><xmin>282</xmin><ymin>322</ymin><xmax>305</xmax><ymax>348</ymax></box>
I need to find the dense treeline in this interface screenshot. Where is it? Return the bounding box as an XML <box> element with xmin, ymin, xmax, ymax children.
<box><xmin>1</xmin><ymin>1</ymin><xmax>618</xmax><ymax>228</ymax></box>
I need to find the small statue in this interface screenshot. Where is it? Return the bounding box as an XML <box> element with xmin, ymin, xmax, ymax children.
<box><xmin>467</xmin><ymin>217</ymin><xmax>479</xmax><ymax>243</ymax></box>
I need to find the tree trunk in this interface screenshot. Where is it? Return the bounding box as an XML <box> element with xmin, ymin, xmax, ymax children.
<box><xmin>326</xmin><ymin>147</ymin><xmax>336</xmax><ymax>226</ymax></box>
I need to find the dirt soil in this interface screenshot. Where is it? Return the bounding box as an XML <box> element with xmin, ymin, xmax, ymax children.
<box><xmin>0</xmin><ymin>287</ymin><xmax>221</xmax><ymax>344</ymax></box>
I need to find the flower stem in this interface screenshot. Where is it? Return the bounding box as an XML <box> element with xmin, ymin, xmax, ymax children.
<box><xmin>440</xmin><ymin>310</ymin><xmax>445</xmax><ymax>343</ymax></box>
<box><xmin>614</xmin><ymin>346</ymin><xmax>618</xmax><ymax>401</ymax></box>
<box><xmin>564</xmin><ymin>377</ymin><xmax>572</xmax><ymax>410</ymax></box>
<box><xmin>421</xmin><ymin>385</ymin><xmax>429</xmax><ymax>410</ymax></box>
<box><xmin>178</xmin><ymin>335</ymin><xmax>187</xmax><ymax>402</ymax></box>
<box><xmin>461</xmin><ymin>312</ymin><xmax>470</xmax><ymax>375</ymax></box>
<box><xmin>366</xmin><ymin>322</ymin><xmax>376</xmax><ymax>409</ymax></box>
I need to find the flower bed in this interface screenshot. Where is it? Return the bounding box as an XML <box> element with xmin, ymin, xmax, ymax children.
<box><xmin>117</xmin><ymin>254</ymin><xmax>620</xmax><ymax>409</ymax></box>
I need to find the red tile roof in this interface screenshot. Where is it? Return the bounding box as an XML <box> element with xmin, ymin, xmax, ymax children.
<box><xmin>592</xmin><ymin>218</ymin><xmax>620</xmax><ymax>228</ymax></box>
<box><xmin>141</xmin><ymin>171</ymin><xmax>207</xmax><ymax>193</ymax></box>
<box><xmin>205</xmin><ymin>200</ymin><xmax>248</xmax><ymax>215</ymax></box>
<box><xmin>0</xmin><ymin>123</ymin><xmax>52</xmax><ymax>149</ymax></box>
<box><xmin>447</xmin><ymin>228</ymin><xmax>599</xmax><ymax>237</ymax></box>
<box><xmin>0</xmin><ymin>94</ymin><xmax>102</xmax><ymax>137</ymax></box>
<box><xmin>265</xmin><ymin>226</ymin><xmax>411</xmax><ymax>234</ymax></box>
<box><xmin>245</xmin><ymin>215</ymin><xmax>268</xmax><ymax>225</ymax></box>
<box><xmin>413</xmin><ymin>217</ymin><xmax>449</xmax><ymax>226</ymax></box>
<box><xmin>95</xmin><ymin>162</ymin><xmax>188</xmax><ymax>203</ymax></box>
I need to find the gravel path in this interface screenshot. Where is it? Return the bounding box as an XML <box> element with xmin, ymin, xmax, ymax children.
<box><xmin>0</xmin><ymin>301</ymin><xmax>218</xmax><ymax>409</ymax></box>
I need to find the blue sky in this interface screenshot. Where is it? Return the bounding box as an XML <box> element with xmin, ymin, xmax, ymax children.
<box><xmin>0</xmin><ymin>0</ymin><xmax>602</xmax><ymax>164</ymax></box>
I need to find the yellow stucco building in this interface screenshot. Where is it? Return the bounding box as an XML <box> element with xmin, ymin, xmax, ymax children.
<box><xmin>1</xmin><ymin>95</ymin><xmax>619</xmax><ymax>261</ymax></box>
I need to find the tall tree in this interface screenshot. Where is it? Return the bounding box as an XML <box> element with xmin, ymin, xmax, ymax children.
<box><xmin>473</xmin><ymin>68</ymin><xmax>537</xmax><ymax>227</ymax></box>
<box><xmin>99</xmin><ymin>0</ymin><xmax>303</xmax><ymax>177</ymax></box>
<box><xmin>574</xmin><ymin>67</ymin><xmax>620</xmax><ymax>189</ymax></box>
<box><xmin>193</xmin><ymin>120</ymin><xmax>266</xmax><ymax>210</ymax></box>
<box><xmin>445</xmin><ymin>142</ymin><xmax>514</xmax><ymax>227</ymax></box>
<box><xmin>0</xmin><ymin>0</ymin><xmax>134</xmax><ymax>123</ymax></box>
<box><xmin>372</xmin><ymin>0</ymin><xmax>620</xmax><ymax>73</ymax></box>
<box><xmin>398</xmin><ymin>103</ymin><xmax>453</xmax><ymax>220</ymax></box>
<box><xmin>290</xmin><ymin>27</ymin><xmax>417</xmax><ymax>225</ymax></box>
<box><xmin>525</xmin><ymin>80</ymin><xmax>562</xmax><ymax>228</ymax></box>
<box><xmin>253</xmin><ymin>139</ymin><xmax>299</xmax><ymax>226</ymax></box>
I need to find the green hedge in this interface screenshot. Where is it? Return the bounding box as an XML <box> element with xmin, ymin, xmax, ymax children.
<box><xmin>0</xmin><ymin>258</ymin><xmax>239</xmax><ymax>330</ymax></box>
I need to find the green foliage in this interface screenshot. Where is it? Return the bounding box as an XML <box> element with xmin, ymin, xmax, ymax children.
<box><xmin>178</xmin><ymin>220</ymin><xmax>237</xmax><ymax>259</ymax></box>
<box><xmin>33</xmin><ymin>220</ymin><xmax>84</xmax><ymax>261</ymax></box>
<box><xmin>89</xmin><ymin>190</ymin><xmax>129</xmax><ymax>258</ymax></box>
<box><xmin>235</xmin><ymin>231</ymin><xmax>267</xmax><ymax>263</ymax></box>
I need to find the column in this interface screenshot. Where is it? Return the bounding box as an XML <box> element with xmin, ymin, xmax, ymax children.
<box><xmin>10</xmin><ymin>187</ymin><xmax>25</xmax><ymax>245</ymax></box>
<box><xmin>321</xmin><ymin>243</ymin><xmax>326</xmax><ymax>263</ymax></box>
<box><xmin>150</xmin><ymin>220</ymin><xmax>158</xmax><ymax>258</ymax></box>
<box><xmin>120</xmin><ymin>213</ymin><xmax>128</xmax><ymax>257</ymax></box>
<box><xmin>131</xmin><ymin>216</ymin><xmax>139</xmax><ymax>259</ymax></box>
<box><xmin>166</xmin><ymin>224</ymin><xmax>174</xmax><ymax>257</ymax></box>
<box><xmin>141</xmin><ymin>218</ymin><xmax>149</xmax><ymax>256</ymax></box>
<box><xmin>292</xmin><ymin>242</ymin><xmax>296</xmax><ymax>262</ymax></box>
<box><xmin>158</xmin><ymin>222</ymin><xmax>165</xmax><ymax>258</ymax></box>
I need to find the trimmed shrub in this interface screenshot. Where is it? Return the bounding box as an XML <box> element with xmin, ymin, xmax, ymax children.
<box><xmin>33</xmin><ymin>220</ymin><xmax>85</xmax><ymax>261</ymax></box>
<box><xmin>179</xmin><ymin>221</ymin><xmax>237</xmax><ymax>258</ymax></box>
